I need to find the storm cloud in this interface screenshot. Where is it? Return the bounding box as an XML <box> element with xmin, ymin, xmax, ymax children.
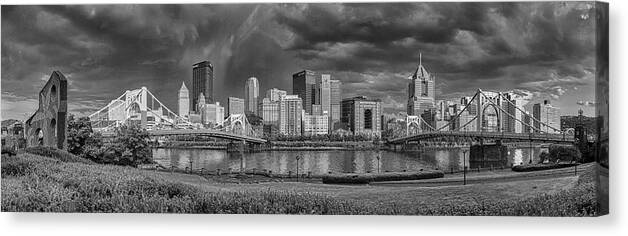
<box><xmin>1</xmin><ymin>2</ymin><xmax>599</xmax><ymax>120</ymax></box>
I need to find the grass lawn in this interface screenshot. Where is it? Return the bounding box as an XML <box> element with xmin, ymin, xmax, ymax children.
<box><xmin>1</xmin><ymin>152</ymin><xmax>599</xmax><ymax>215</ymax></box>
<box><xmin>169</xmin><ymin>170</ymin><xmax>579</xmax><ymax>211</ymax></box>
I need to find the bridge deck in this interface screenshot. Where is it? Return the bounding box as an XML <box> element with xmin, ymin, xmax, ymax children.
<box><xmin>99</xmin><ymin>129</ymin><xmax>267</xmax><ymax>144</ymax></box>
<box><xmin>387</xmin><ymin>131</ymin><xmax>574</xmax><ymax>144</ymax></box>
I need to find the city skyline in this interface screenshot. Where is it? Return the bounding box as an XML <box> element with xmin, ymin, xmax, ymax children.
<box><xmin>2</xmin><ymin>3</ymin><xmax>599</xmax><ymax>120</ymax></box>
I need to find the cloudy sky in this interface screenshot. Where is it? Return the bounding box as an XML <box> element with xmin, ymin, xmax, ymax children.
<box><xmin>1</xmin><ymin>2</ymin><xmax>600</xmax><ymax>120</ymax></box>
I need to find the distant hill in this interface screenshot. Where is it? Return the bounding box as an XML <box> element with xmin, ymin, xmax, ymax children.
<box><xmin>2</xmin><ymin>119</ymin><xmax>21</xmax><ymax>127</ymax></box>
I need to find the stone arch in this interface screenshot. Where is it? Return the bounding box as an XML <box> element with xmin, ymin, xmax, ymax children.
<box><xmin>50</xmin><ymin>118</ymin><xmax>57</xmax><ymax>138</ymax></box>
<box><xmin>481</xmin><ymin>103</ymin><xmax>500</xmax><ymax>132</ymax></box>
<box><xmin>50</xmin><ymin>85</ymin><xmax>57</xmax><ymax>102</ymax></box>
<box><xmin>364</xmin><ymin>109</ymin><xmax>373</xmax><ymax>129</ymax></box>
<box><xmin>24</xmin><ymin>71</ymin><xmax>68</xmax><ymax>149</ymax></box>
<box><xmin>35</xmin><ymin>128</ymin><xmax>44</xmax><ymax>146</ymax></box>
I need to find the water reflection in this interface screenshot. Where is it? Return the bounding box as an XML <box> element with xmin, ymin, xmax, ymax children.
<box><xmin>153</xmin><ymin>146</ymin><xmax>544</xmax><ymax>175</ymax></box>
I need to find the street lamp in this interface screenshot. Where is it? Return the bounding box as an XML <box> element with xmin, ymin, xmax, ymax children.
<box><xmin>296</xmin><ymin>155</ymin><xmax>301</xmax><ymax>182</ymax></box>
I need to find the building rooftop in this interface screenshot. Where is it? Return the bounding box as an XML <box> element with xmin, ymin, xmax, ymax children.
<box><xmin>343</xmin><ymin>96</ymin><xmax>381</xmax><ymax>102</ymax></box>
<box><xmin>193</xmin><ymin>61</ymin><xmax>213</xmax><ymax>69</ymax></box>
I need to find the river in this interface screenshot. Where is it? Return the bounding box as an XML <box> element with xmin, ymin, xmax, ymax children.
<box><xmin>152</xmin><ymin>147</ymin><xmax>545</xmax><ymax>175</ymax></box>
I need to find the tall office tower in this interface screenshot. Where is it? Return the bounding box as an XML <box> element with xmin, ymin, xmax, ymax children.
<box><xmin>202</xmin><ymin>102</ymin><xmax>224</xmax><ymax>126</ymax></box>
<box><xmin>522</xmin><ymin>111</ymin><xmax>533</xmax><ymax>133</ymax></box>
<box><xmin>244</xmin><ymin>77</ymin><xmax>259</xmax><ymax>115</ymax></box>
<box><xmin>292</xmin><ymin>70</ymin><xmax>317</xmax><ymax>114</ymax></box>
<box><xmin>258</xmin><ymin>97</ymin><xmax>280</xmax><ymax>125</ymax></box>
<box><xmin>341</xmin><ymin>96</ymin><xmax>382</xmax><ymax>138</ymax></box>
<box><xmin>457</xmin><ymin>110</ymin><xmax>478</xmax><ymax>132</ymax></box>
<box><xmin>227</xmin><ymin>97</ymin><xmax>245</xmax><ymax>116</ymax></box>
<box><xmin>499</xmin><ymin>93</ymin><xmax>525</xmax><ymax>133</ymax></box>
<box><xmin>266</xmin><ymin>88</ymin><xmax>287</xmax><ymax>102</ymax></box>
<box><xmin>178</xmin><ymin>82</ymin><xmax>190</xmax><ymax>118</ymax></box>
<box><xmin>317</xmin><ymin>74</ymin><xmax>331</xmax><ymax>118</ymax></box>
<box><xmin>192</xmin><ymin>61</ymin><xmax>214</xmax><ymax>112</ymax></box>
<box><xmin>407</xmin><ymin>55</ymin><xmax>435</xmax><ymax>116</ymax></box>
<box><xmin>533</xmin><ymin>100</ymin><xmax>561</xmax><ymax>133</ymax></box>
<box><xmin>460</xmin><ymin>96</ymin><xmax>477</xmax><ymax>115</ymax></box>
<box><xmin>330</xmin><ymin>79</ymin><xmax>342</xmax><ymax>125</ymax></box>
<box><xmin>196</xmin><ymin>93</ymin><xmax>206</xmax><ymax>113</ymax></box>
<box><xmin>279</xmin><ymin>95</ymin><xmax>303</xmax><ymax>135</ymax></box>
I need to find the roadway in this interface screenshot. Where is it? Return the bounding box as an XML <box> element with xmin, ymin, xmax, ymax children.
<box><xmin>370</xmin><ymin>163</ymin><xmax>592</xmax><ymax>187</ymax></box>
<box><xmin>387</xmin><ymin>131</ymin><xmax>574</xmax><ymax>144</ymax></box>
<box><xmin>98</xmin><ymin>128</ymin><xmax>267</xmax><ymax>144</ymax></box>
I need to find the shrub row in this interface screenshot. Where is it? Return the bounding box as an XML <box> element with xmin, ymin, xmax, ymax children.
<box><xmin>322</xmin><ymin>170</ymin><xmax>444</xmax><ymax>184</ymax></box>
<box><xmin>23</xmin><ymin>146</ymin><xmax>94</xmax><ymax>164</ymax></box>
<box><xmin>512</xmin><ymin>162</ymin><xmax>579</xmax><ymax>172</ymax></box>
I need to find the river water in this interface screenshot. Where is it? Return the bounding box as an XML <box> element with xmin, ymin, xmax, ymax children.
<box><xmin>152</xmin><ymin>147</ymin><xmax>544</xmax><ymax>175</ymax></box>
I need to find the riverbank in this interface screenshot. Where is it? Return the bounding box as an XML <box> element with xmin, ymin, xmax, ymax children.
<box><xmin>2</xmin><ymin>152</ymin><xmax>599</xmax><ymax>215</ymax></box>
<box><xmin>156</xmin><ymin>140</ymin><xmax>383</xmax><ymax>150</ymax></box>
<box><xmin>156</xmin><ymin>140</ymin><xmax>552</xmax><ymax>151</ymax></box>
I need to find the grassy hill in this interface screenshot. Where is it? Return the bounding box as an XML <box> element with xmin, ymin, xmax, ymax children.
<box><xmin>1</xmin><ymin>150</ymin><xmax>600</xmax><ymax>215</ymax></box>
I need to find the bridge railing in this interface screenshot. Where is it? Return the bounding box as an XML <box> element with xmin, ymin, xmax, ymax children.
<box><xmin>388</xmin><ymin>130</ymin><xmax>573</xmax><ymax>143</ymax></box>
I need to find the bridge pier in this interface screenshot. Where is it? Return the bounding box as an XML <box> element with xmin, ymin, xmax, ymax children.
<box><xmin>226</xmin><ymin>141</ymin><xmax>264</xmax><ymax>153</ymax></box>
<box><xmin>469</xmin><ymin>141</ymin><xmax>508</xmax><ymax>169</ymax></box>
<box><xmin>401</xmin><ymin>142</ymin><xmax>422</xmax><ymax>152</ymax></box>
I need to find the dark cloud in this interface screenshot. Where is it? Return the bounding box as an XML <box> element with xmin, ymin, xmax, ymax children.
<box><xmin>272</xmin><ymin>2</ymin><xmax>597</xmax><ymax>114</ymax></box>
<box><xmin>1</xmin><ymin>2</ymin><xmax>599</xmax><ymax>120</ymax></box>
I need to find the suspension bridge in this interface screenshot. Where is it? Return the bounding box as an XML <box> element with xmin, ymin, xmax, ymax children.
<box><xmin>387</xmin><ymin>89</ymin><xmax>574</xmax><ymax>145</ymax></box>
<box><xmin>88</xmin><ymin>87</ymin><xmax>265</xmax><ymax>144</ymax></box>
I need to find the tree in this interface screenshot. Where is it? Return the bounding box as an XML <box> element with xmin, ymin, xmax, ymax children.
<box><xmin>67</xmin><ymin>116</ymin><xmax>102</xmax><ymax>155</ymax></box>
<box><xmin>106</xmin><ymin>124</ymin><xmax>152</xmax><ymax>167</ymax></box>
<box><xmin>245</xmin><ymin>113</ymin><xmax>263</xmax><ymax>126</ymax></box>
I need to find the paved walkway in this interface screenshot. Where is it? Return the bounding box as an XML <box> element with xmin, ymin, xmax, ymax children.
<box><xmin>371</xmin><ymin>163</ymin><xmax>592</xmax><ymax>187</ymax></box>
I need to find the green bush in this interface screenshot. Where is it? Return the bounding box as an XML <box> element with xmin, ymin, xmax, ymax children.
<box><xmin>23</xmin><ymin>146</ymin><xmax>93</xmax><ymax>164</ymax></box>
<box><xmin>67</xmin><ymin>116</ymin><xmax>103</xmax><ymax>156</ymax></box>
<box><xmin>94</xmin><ymin>124</ymin><xmax>152</xmax><ymax>167</ymax></box>
<box><xmin>512</xmin><ymin>163</ymin><xmax>578</xmax><ymax>172</ymax></box>
<box><xmin>538</xmin><ymin>151</ymin><xmax>550</xmax><ymax>164</ymax></box>
<box><xmin>322</xmin><ymin>171</ymin><xmax>444</xmax><ymax>184</ymax></box>
<box><xmin>549</xmin><ymin>144</ymin><xmax>581</xmax><ymax>163</ymax></box>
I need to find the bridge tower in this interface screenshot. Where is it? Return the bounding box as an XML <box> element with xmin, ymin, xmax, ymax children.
<box><xmin>406</xmin><ymin>115</ymin><xmax>420</xmax><ymax>136</ymax></box>
<box><xmin>476</xmin><ymin>89</ymin><xmax>483</xmax><ymax>132</ymax></box>
<box><xmin>497</xmin><ymin>92</ymin><xmax>503</xmax><ymax>133</ymax></box>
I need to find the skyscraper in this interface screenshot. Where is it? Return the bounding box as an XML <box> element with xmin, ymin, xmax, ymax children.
<box><xmin>178</xmin><ymin>82</ymin><xmax>189</xmax><ymax>118</ymax></box>
<box><xmin>202</xmin><ymin>102</ymin><xmax>224</xmax><ymax>126</ymax></box>
<box><xmin>259</xmin><ymin>97</ymin><xmax>280</xmax><ymax>125</ymax></box>
<box><xmin>341</xmin><ymin>96</ymin><xmax>382</xmax><ymax>138</ymax></box>
<box><xmin>192</xmin><ymin>61</ymin><xmax>214</xmax><ymax>112</ymax></box>
<box><xmin>330</xmin><ymin>79</ymin><xmax>342</xmax><ymax>125</ymax></box>
<box><xmin>407</xmin><ymin>55</ymin><xmax>435</xmax><ymax>116</ymax></box>
<box><xmin>500</xmin><ymin>93</ymin><xmax>524</xmax><ymax>133</ymax></box>
<box><xmin>279</xmin><ymin>95</ymin><xmax>303</xmax><ymax>135</ymax></box>
<box><xmin>266</xmin><ymin>88</ymin><xmax>287</xmax><ymax>102</ymax></box>
<box><xmin>316</xmin><ymin>74</ymin><xmax>331</xmax><ymax>118</ymax></box>
<box><xmin>196</xmin><ymin>93</ymin><xmax>206</xmax><ymax>113</ymax></box>
<box><xmin>244</xmin><ymin>77</ymin><xmax>259</xmax><ymax>115</ymax></box>
<box><xmin>227</xmin><ymin>97</ymin><xmax>245</xmax><ymax>116</ymax></box>
<box><xmin>533</xmin><ymin>100</ymin><xmax>561</xmax><ymax>133</ymax></box>
<box><xmin>292</xmin><ymin>70</ymin><xmax>317</xmax><ymax>114</ymax></box>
